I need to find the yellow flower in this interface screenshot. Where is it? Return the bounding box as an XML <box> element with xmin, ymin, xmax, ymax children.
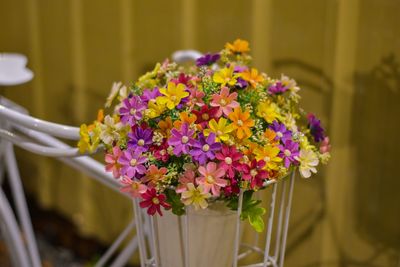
<box><xmin>204</xmin><ymin>118</ymin><xmax>235</xmax><ymax>142</ymax></box>
<box><xmin>256</xmin><ymin>101</ymin><xmax>281</xmax><ymax>123</ymax></box>
<box><xmin>136</xmin><ymin>63</ymin><xmax>161</xmax><ymax>88</ymax></box>
<box><xmin>228</xmin><ymin>107</ymin><xmax>255</xmax><ymax>140</ymax></box>
<box><xmin>213</xmin><ymin>66</ymin><xmax>237</xmax><ymax>87</ymax></box>
<box><xmin>225</xmin><ymin>39</ymin><xmax>250</xmax><ymax>53</ymax></box>
<box><xmin>156</xmin><ymin>82</ymin><xmax>189</xmax><ymax>109</ymax></box>
<box><xmin>254</xmin><ymin>145</ymin><xmax>282</xmax><ymax>171</ymax></box>
<box><xmin>181</xmin><ymin>183</ymin><xmax>211</xmax><ymax>210</ymax></box>
<box><xmin>78</xmin><ymin>123</ymin><xmax>100</xmax><ymax>153</ymax></box>
<box><xmin>147</xmin><ymin>100</ymin><xmax>166</xmax><ymax>118</ymax></box>
<box><xmin>240</xmin><ymin>68</ymin><xmax>264</xmax><ymax>88</ymax></box>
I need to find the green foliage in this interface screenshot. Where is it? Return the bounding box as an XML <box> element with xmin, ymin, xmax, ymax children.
<box><xmin>228</xmin><ymin>191</ymin><xmax>266</xmax><ymax>232</ymax></box>
<box><xmin>165</xmin><ymin>189</ymin><xmax>185</xmax><ymax>216</ymax></box>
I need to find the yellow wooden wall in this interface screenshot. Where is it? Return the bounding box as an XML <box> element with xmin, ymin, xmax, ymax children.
<box><xmin>1</xmin><ymin>0</ymin><xmax>400</xmax><ymax>265</ymax></box>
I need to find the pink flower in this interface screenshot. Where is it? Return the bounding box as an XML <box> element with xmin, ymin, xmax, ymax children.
<box><xmin>120</xmin><ymin>177</ymin><xmax>147</xmax><ymax>198</ymax></box>
<box><xmin>105</xmin><ymin>146</ymin><xmax>123</xmax><ymax>178</ymax></box>
<box><xmin>187</xmin><ymin>87</ymin><xmax>205</xmax><ymax>107</ymax></box>
<box><xmin>140</xmin><ymin>188</ymin><xmax>171</xmax><ymax>216</ymax></box>
<box><xmin>196</xmin><ymin>162</ymin><xmax>227</xmax><ymax>196</ymax></box>
<box><xmin>176</xmin><ymin>169</ymin><xmax>196</xmax><ymax>193</ymax></box>
<box><xmin>320</xmin><ymin>137</ymin><xmax>331</xmax><ymax>154</ymax></box>
<box><xmin>210</xmin><ymin>87</ymin><xmax>239</xmax><ymax>117</ymax></box>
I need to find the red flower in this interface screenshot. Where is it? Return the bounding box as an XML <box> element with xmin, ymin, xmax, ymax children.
<box><xmin>150</xmin><ymin>141</ymin><xmax>169</xmax><ymax>162</ymax></box>
<box><xmin>140</xmin><ymin>188</ymin><xmax>171</xmax><ymax>216</ymax></box>
<box><xmin>242</xmin><ymin>159</ymin><xmax>269</xmax><ymax>189</ymax></box>
<box><xmin>192</xmin><ymin>105</ymin><xmax>219</xmax><ymax>128</ymax></box>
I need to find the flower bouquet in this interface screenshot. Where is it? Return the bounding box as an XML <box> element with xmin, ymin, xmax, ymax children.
<box><xmin>78</xmin><ymin>39</ymin><xmax>330</xmax><ymax>266</ymax></box>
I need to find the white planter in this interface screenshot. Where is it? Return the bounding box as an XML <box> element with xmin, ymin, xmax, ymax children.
<box><xmin>155</xmin><ymin>201</ymin><xmax>238</xmax><ymax>267</ymax></box>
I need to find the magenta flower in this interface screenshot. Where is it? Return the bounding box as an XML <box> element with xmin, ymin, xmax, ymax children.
<box><xmin>140</xmin><ymin>188</ymin><xmax>171</xmax><ymax>216</ymax></box>
<box><xmin>119</xmin><ymin>96</ymin><xmax>146</xmax><ymax>125</ymax></box>
<box><xmin>128</xmin><ymin>125</ymin><xmax>153</xmax><ymax>152</ymax></box>
<box><xmin>269</xmin><ymin>121</ymin><xmax>292</xmax><ymax>143</ymax></box>
<box><xmin>210</xmin><ymin>87</ymin><xmax>240</xmax><ymax>117</ymax></box>
<box><xmin>307</xmin><ymin>113</ymin><xmax>325</xmax><ymax>142</ymax></box>
<box><xmin>105</xmin><ymin>146</ymin><xmax>123</xmax><ymax>178</ymax></box>
<box><xmin>268</xmin><ymin>82</ymin><xmax>288</xmax><ymax>95</ymax></box>
<box><xmin>278</xmin><ymin>140</ymin><xmax>300</xmax><ymax>168</ymax></box>
<box><xmin>140</xmin><ymin>87</ymin><xmax>161</xmax><ymax>103</ymax></box>
<box><xmin>215</xmin><ymin>145</ymin><xmax>243</xmax><ymax>179</ymax></box>
<box><xmin>168</xmin><ymin>123</ymin><xmax>195</xmax><ymax>156</ymax></box>
<box><xmin>118</xmin><ymin>148</ymin><xmax>147</xmax><ymax>178</ymax></box>
<box><xmin>196</xmin><ymin>53</ymin><xmax>220</xmax><ymax>67</ymax></box>
<box><xmin>190</xmin><ymin>133</ymin><xmax>221</xmax><ymax>165</ymax></box>
<box><xmin>196</xmin><ymin>162</ymin><xmax>227</xmax><ymax>196</ymax></box>
<box><xmin>242</xmin><ymin>159</ymin><xmax>269</xmax><ymax>189</ymax></box>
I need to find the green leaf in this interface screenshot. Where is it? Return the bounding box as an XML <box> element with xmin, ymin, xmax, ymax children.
<box><xmin>165</xmin><ymin>189</ymin><xmax>185</xmax><ymax>216</ymax></box>
<box><xmin>227</xmin><ymin>191</ymin><xmax>266</xmax><ymax>232</ymax></box>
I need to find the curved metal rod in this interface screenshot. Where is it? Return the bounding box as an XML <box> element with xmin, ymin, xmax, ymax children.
<box><xmin>0</xmin><ymin>104</ymin><xmax>80</xmax><ymax>140</ymax></box>
<box><xmin>4</xmin><ymin>142</ymin><xmax>42</xmax><ymax>267</ymax></box>
<box><xmin>0</xmin><ymin>189</ymin><xmax>31</xmax><ymax>267</ymax></box>
<box><xmin>0</xmin><ymin>128</ymin><xmax>91</xmax><ymax>157</ymax></box>
<box><xmin>172</xmin><ymin>50</ymin><xmax>202</xmax><ymax>63</ymax></box>
<box><xmin>13</xmin><ymin>124</ymin><xmax>123</xmax><ymax>195</ymax></box>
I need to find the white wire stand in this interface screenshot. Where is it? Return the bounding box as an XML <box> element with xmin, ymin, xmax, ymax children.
<box><xmin>0</xmin><ymin>98</ymin><xmax>143</xmax><ymax>267</ymax></box>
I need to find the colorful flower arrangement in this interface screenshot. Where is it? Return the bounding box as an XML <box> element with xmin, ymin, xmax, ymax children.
<box><xmin>78</xmin><ymin>39</ymin><xmax>330</xmax><ymax>232</ymax></box>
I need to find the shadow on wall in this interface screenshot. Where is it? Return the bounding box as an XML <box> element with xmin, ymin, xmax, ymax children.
<box><xmin>353</xmin><ymin>54</ymin><xmax>400</xmax><ymax>251</ymax></box>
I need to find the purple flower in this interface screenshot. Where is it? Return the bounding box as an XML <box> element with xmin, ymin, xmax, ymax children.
<box><xmin>128</xmin><ymin>126</ymin><xmax>153</xmax><ymax>152</ymax></box>
<box><xmin>119</xmin><ymin>96</ymin><xmax>146</xmax><ymax>125</ymax></box>
<box><xmin>140</xmin><ymin>88</ymin><xmax>161</xmax><ymax>103</ymax></box>
<box><xmin>236</xmin><ymin>77</ymin><xmax>248</xmax><ymax>88</ymax></box>
<box><xmin>196</xmin><ymin>53</ymin><xmax>220</xmax><ymax>67</ymax></box>
<box><xmin>307</xmin><ymin>113</ymin><xmax>325</xmax><ymax>142</ymax></box>
<box><xmin>270</xmin><ymin>121</ymin><xmax>292</xmax><ymax>143</ymax></box>
<box><xmin>118</xmin><ymin>148</ymin><xmax>147</xmax><ymax>179</ymax></box>
<box><xmin>278</xmin><ymin>140</ymin><xmax>300</xmax><ymax>168</ymax></box>
<box><xmin>233</xmin><ymin>65</ymin><xmax>248</xmax><ymax>73</ymax></box>
<box><xmin>269</xmin><ymin>82</ymin><xmax>288</xmax><ymax>95</ymax></box>
<box><xmin>190</xmin><ymin>133</ymin><xmax>221</xmax><ymax>164</ymax></box>
<box><xmin>168</xmin><ymin>123</ymin><xmax>195</xmax><ymax>156</ymax></box>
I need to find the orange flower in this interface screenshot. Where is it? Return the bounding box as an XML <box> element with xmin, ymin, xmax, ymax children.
<box><xmin>173</xmin><ymin>112</ymin><xmax>197</xmax><ymax>129</ymax></box>
<box><xmin>241</xmin><ymin>68</ymin><xmax>264</xmax><ymax>88</ymax></box>
<box><xmin>241</xmin><ymin>140</ymin><xmax>258</xmax><ymax>157</ymax></box>
<box><xmin>142</xmin><ymin>165</ymin><xmax>168</xmax><ymax>186</ymax></box>
<box><xmin>97</xmin><ymin>109</ymin><xmax>104</xmax><ymax>122</ymax></box>
<box><xmin>158</xmin><ymin>117</ymin><xmax>173</xmax><ymax>138</ymax></box>
<box><xmin>264</xmin><ymin>129</ymin><xmax>278</xmax><ymax>144</ymax></box>
<box><xmin>228</xmin><ymin>107</ymin><xmax>255</xmax><ymax>139</ymax></box>
<box><xmin>225</xmin><ymin>39</ymin><xmax>250</xmax><ymax>53</ymax></box>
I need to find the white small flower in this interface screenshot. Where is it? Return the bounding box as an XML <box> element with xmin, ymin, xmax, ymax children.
<box><xmin>299</xmin><ymin>149</ymin><xmax>319</xmax><ymax>178</ymax></box>
<box><xmin>105</xmin><ymin>82</ymin><xmax>125</xmax><ymax>108</ymax></box>
<box><xmin>99</xmin><ymin>115</ymin><xmax>122</xmax><ymax>145</ymax></box>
